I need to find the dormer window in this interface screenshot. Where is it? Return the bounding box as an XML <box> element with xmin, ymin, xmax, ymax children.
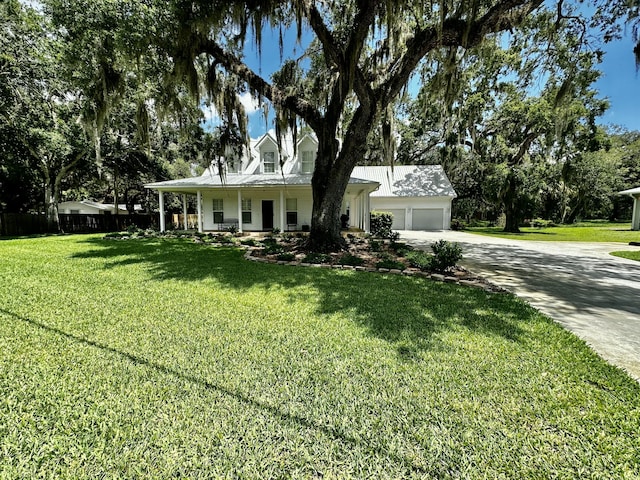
<box><xmin>262</xmin><ymin>151</ymin><xmax>276</xmax><ymax>173</ymax></box>
<box><xmin>301</xmin><ymin>151</ymin><xmax>315</xmax><ymax>174</ymax></box>
<box><xmin>227</xmin><ymin>158</ymin><xmax>240</xmax><ymax>174</ymax></box>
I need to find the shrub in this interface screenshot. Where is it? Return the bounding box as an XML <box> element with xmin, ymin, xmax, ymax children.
<box><xmin>388</xmin><ymin>231</ymin><xmax>401</xmax><ymax>242</ymax></box>
<box><xmin>450</xmin><ymin>218</ymin><xmax>465</xmax><ymax>231</ymax></box>
<box><xmin>405</xmin><ymin>250</ymin><xmax>433</xmax><ymax>271</ymax></box>
<box><xmin>391</xmin><ymin>241</ymin><xmax>413</xmax><ymax>257</ymax></box>
<box><xmin>262</xmin><ymin>242</ymin><xmax>285</xmax><ymax>255</ymax></box>
<box><xmin>217</xmin><ymin>235</ymin><xmax>234</xmax><ymax>244</ymax></box>
<box><xmin>276</xmin><ymin>252</ymin><xmax>296</xmax><ymax>261</ymax></box>
<box><xmin>302</xmin><ymin>252</ymin><xmax>331</xmax><ymax>264</ymax></box>
<box><xmin>338</xmin><ymin>253</ymin><xmax>364</xmax><ymax>266</ymax></box>
<box><xmin>430</xmin><ymin>240</ymin><xmax>462</xmax><ymax>272</ymax></box>
<box><xmin>376</xmin><ymin>259</ymin><xmax>406</xmax><ymax>271</ymax></box>
<box><xmin>272</xmin><ymin>227</ymin><xmax>281</xmax><ymax>235</ymax></box>
<box><xmin>531</xmin><ymin>218</ymin><xmax>555</xmax><ymax>228</ymax></box>
<box><xmin>240</xmin><ymin>238</ymin><xmax>257</xmax><ymax>246</ymax></box>
<box><xmin>226</xmin><ymin>224</ymin><xmax>238</xmax><ymax>234</ymax></box>
<box><xmin>370</xmin><ymin>211</ymin><xmax>393</xmax><ymax>238</ymax></box>
<box><xmin>369</xmin><ymin>239</ymin><xmax>382</xmax><ymax>252</ymax></box>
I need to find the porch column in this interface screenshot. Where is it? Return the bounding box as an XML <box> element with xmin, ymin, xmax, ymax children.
<box><xmin>632</xmin><ymin>195</ymin><xmax>640</xmax><ymax>231</ymax></box>
<box><xmin>182</xmin><ymin>194</ymin><xmax>188</xmax><ymax>230</ymax></box>
<box><xmin>237</xmin><ymin>190</ymin><xmax>243</xmax><ymax>233</ymax></box>
<box><xmin>350</xmin><ymin>196</ymin><xmax>357</xmax><ymax>228</ymax></box>
<box><xmin>364</xmin><ymin>191</ymin><xmax>371</xmax><ymax>233</ymax></box>
<box><xmin>196</xmin><ymin>190</ymin><xmax>203</xmax><ymax>233</ymax></box>
<box><xmin>279</xmin><ymin>190</ymin><xmax>285</xmax><ymax>231</ymax></box>
<box><xmin>158</xmin><ymin>191</ymin><xmax>165</xmax><ymax>232</ymax></box>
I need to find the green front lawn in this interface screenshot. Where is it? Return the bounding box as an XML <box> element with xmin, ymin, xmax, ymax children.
<box><xmin>467</xmin><ymin>220</ymin><xmax>640</xmax><ymax>243</ymax></box>
<box><xmin>611</xmin><ymin>250</ymin><xmax>640</xmax><ymax>262</ymax></box>
<box><xmin>1</xmin><ymin>235</ymin><xmax>639</xmax><ymax>478</ymax></box>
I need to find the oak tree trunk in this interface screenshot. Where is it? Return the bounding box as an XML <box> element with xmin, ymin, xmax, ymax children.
<box><xmin>502</xmin><ymin>173</ymin><xmax>521</xmax><ymax>233</ymax></box>
<box><xmin>44</xmin><ymin>182</ymin><xmax>60</xmax><ymax>233</ymax></box>
<box><xmin>306</xmin><ymin>106</ymin><xmax>375</xmax><ymax>252</ymax></box>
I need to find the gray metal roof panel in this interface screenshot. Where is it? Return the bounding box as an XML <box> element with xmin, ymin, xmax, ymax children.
<box><xmin>351</xmin><ymin>165</ymin><xmax>457</xmax><ymax>198</ymax></box>
<box><xmin>145</xmin><ymin>173</ymin><xmax>377</xmax><ymax>189</ymax></box>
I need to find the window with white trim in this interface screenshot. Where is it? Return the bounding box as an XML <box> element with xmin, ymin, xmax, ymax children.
<box><xmin>213</xmin><ymin>198</ymin><xmax>224</xmax><ymax>223</ymax></box>
<box><xmin>241</xmin><ymin>198</ymin><xmax>252</xmax><ymax>224</ymax></box>
<box><xmin>262</xmin><ymin>151</ymin><xmax>276</xmax><ymax>173</ymax></box>
<box><xmin>227</xmin><ymin>158</ymin><xmax>240</xmax><ymax>173</ymax></box>
<box><xmin>286</xmin><ymin>198</ymin><xmax>298</xmax><ymax>226</ymax></box>
<box><xmin>301</xmin><ymin>151</ymin><xmax>315</xmax><ymax>174</ymax></box>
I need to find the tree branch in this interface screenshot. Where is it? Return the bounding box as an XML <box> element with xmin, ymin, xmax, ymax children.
<box><xmin>378</xmin><ymin>0</ymin><xmax>545</xmax><ymax>106</ymax></box>
<box><xmin>199</xmin><ymin>38</ymin><xmax>323</xmax><ymax>131</ymax></box>
<box><xmin>306</xmin><ymin>1</ymin><xmax>378</xmax><ymax>126</ymax></box>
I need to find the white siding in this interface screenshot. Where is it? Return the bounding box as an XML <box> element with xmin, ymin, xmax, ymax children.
<box><xmin>201</xmin><ymin>190</ymin><xmax>314</xmax><ymax>231</ymax></box>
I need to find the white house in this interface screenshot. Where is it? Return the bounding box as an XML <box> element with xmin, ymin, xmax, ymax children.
<box><xmin>619</xmin><ymin>186</ymin><xmax>640</xmax><ymax>230</ymax></box>
<box><xmin>58</xmin><ymin>200</ymin><xmax>132</xmax><ymax>215</ymax></box>
<box><xmin>145</xmin><ymin>132</ymin><xmax>457</xmax><ymax>233</ymax></box>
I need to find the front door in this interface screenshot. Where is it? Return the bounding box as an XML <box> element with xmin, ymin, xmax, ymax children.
<box><xmin>262</xmin><ymin>200</ymin><xmax>274</xmax><ymax>230</ymax></box>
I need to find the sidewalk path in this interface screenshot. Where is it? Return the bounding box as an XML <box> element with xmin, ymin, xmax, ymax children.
<box><xmin>400</xmin><ymin>230</ymin><xmax>640</xmax><ymax>382</ymax></box>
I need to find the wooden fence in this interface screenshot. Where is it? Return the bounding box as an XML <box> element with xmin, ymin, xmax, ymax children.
<box><xmin>0</xmin><ymin>213</ymin><xmax>163</xmax><ymax>237</ymax></box>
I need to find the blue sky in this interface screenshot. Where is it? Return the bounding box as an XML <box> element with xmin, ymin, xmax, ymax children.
<box><xmin>224</xmin><ymin>22</ymin><xmax>640</xmax><ymax>137</ymax></box>
<box><xmin>594</xmin><ymin>35</ymin><xmax>639</xmax><ymax>131</ymax></box>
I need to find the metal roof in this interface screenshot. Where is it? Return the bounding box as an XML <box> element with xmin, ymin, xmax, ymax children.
<box><xmin>351</xmin><ymin>165</ymin><xmax>457</xmax><ymax>198</ymax></box>
<box><xmin>619</xmin><ymin>186</ymin><xmax>640</xmax><ymax>196</ymax></box>
<box><xmin>145</xmin><ymin>173</ymin><xmax>377</xmax><ymax>191</ymax></box>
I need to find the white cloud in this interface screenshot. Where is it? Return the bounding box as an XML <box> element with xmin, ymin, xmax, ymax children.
<box><xmin>202</xmin><ymin>104</ymin><xmax>220</xmax><ymax>122</ymax></box>
<box><xmin>201</xmin><ymin>92</ymin><xmax>260</xmax><ymax>122</ymax></box>
<box><xmin>239</xmin><ymin>92</ymin><xmax>261</xmax><ymax>114</ymax></box>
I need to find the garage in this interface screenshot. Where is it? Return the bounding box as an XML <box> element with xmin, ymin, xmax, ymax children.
<box><xmin>351</xmin><ymin>165</ymin><xmax>457</xmax><ymax>231</ymax></box>
<box><xmin>387</xmin><ymin>209</ymin><xmax>406</xmax><ymax>230</ymax></box>
<box><xmin>412</xmin><ymin>208</ymin><xmax>444</xmax><ymax>230</ymax></box>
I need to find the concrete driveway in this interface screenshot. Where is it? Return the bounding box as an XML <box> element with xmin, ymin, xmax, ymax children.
<box><xmin>400</xmin><ymin>230</ymin><xmax>640</xmax><ymax>382</ymax></box>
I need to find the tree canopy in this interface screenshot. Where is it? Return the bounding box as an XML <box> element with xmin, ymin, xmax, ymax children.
<box><xmin>3</xmin><ymin>0</ymin><xmax>637</xmax><ymax>240</ymax></box>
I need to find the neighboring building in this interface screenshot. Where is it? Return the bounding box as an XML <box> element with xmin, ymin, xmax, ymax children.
<box><xmin>58</xmin><ymin>200</ymin><xmax>134</xmax><ymax>215</ymax></box>
<box><xmin>145</xmin><ymin>132</ymin><xmax>457</xmax><ymax>233</ymax></box>
<box><xmin>619</xmin><ymin>186</ymin><xmax>640</xmax><ymax>230</ymax></box>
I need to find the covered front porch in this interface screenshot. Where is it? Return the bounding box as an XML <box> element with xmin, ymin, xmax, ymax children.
<box><xmin>145</xmin><ymin>173</ymin><xmax>379</xmax><ymax>234</ymax></box>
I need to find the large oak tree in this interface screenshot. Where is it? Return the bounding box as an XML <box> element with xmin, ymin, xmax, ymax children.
<box><xmin>49</xmin><ymin>0</ymin><xmax>598</xmax><ymax>249</ymax></box>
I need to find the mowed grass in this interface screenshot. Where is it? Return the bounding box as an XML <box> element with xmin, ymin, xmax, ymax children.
<box><xmin>467</xmin><ymin>221</ymin><xmax>640</xmax><ymax>243</ymax></box>
<box><xmin>1</xmin><ymin>235</ymin><xmax>639</xmax><ymax>479</ymax></box>
<box><xmin>611</xmin><ymin>250</ymin><xmax>640</xmax><ymax>262</ymax></box>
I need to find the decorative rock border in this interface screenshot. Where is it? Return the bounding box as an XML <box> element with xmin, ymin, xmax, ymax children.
<box><xmin>103</xmin><ymin>231</ymin><xmax>508</xmax><ymax>293</ymax></box>
<box><xmin>243</xmin><ymin>248</ymin><xmax>508</xmax><ymax>293</ymax></box>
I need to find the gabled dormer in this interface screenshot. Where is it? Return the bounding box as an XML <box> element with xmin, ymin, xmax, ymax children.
<box><xmin>223</xmin><ymin>146</ymin><xmax>243</xmax><ymax>174</ymax></box>
<box><xmin>254</xmin><ymin>133</ymin><xmax>280</xmax><ymax>174</ymax></box>
<box><xmin>296</xmin><ymin>134</ymin><xmax>317</xmax><ymax>174</ymax></box>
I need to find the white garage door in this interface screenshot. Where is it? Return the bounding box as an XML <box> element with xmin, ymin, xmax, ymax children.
<box><xmin>387</xmin><ymin>209</ymin><xmax>405</xmax><ymax>230</ymax></box>
<box><xmin>412</xmin><ymin>208</ymin><xmax>444</xmax><ymax>230</ymax></box>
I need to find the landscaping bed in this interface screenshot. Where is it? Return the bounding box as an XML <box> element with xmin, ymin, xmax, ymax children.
<box><xmin>104</xmin><ymin>228</ymin><xmax>506</xmax><ymax>292</ymax></box>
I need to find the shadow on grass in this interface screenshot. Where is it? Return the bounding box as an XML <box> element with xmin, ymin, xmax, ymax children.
<box><xmin>0</xmin><ymin>307</ymin><xmax>433</xmax><ymax>476</ymax></box>
<box><xmin>71</xmin><ymin>237</ymin><xmax>528</xmax><ymax>357</ymax></box>
<box><xmin>469</xmin><ymin>228</ymin><xmax>558</xmax><ymax>237</ymax></box>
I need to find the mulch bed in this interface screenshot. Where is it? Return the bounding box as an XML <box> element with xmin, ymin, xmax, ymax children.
<box><xmin>243</xmin><ymin>233</ymin><xmax>507</xmax><ymax>293</ymax></box>
<box><xmin>103</xmin><ymin>229</ymin><xmax>507</xmax><ymax>293</ymax></box>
